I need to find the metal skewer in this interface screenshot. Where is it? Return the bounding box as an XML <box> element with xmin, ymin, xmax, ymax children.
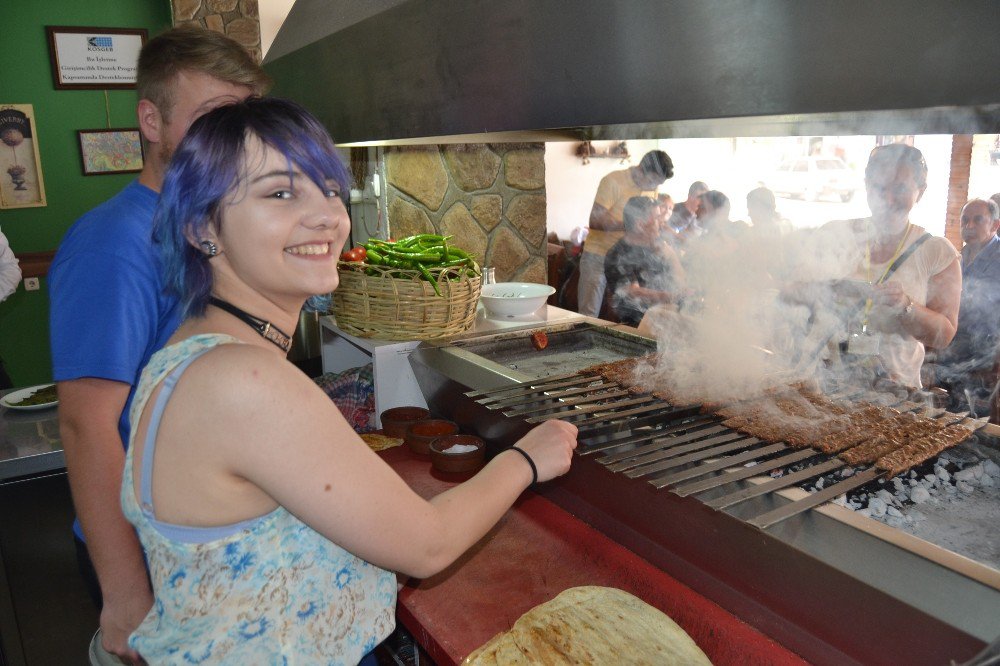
<box><xmin>526</xmin><ymin>395</ymin><xmax>656</xmax><ymax>423</ymax></box>
<box><xmin>577</xmin><ymin>415</ymin><xmax>717</xmax><ymax>456</ymax></box>
<box><xmin>623</xmin><ymin>437</ymin><xmax>763</xmax><ymax>479</ymax></box>
<box><xmin>569</xmin><ymin>400</ymin><xmax>687</xmax><ymax>427</ymax></box>
<box><xmin>575</xmin><ymin>405</ymin><xmax>702</xmax><ymax>440</ymax></box>
<box><xmin>501</xmin><ymin>389</ymin><xmax>631</xmax><ymax>417</ymax></box>
<box><xmin>704</xmin><ymin>458</ymin><xmax>846</xmax><ymax>510</ymax></box>
<box><xmin>464</xmin><ymin>371</ymin><xmax>581</xmax><ymax>398</ymax></box>
<box><xmin>671</xmin><ymin>447</ymin><xmax>817</xmax><ymax>497</ymax></box>
<box><xmin>651</xmin><ymin>442</ymin><xmax>790</xmax><ymax>489</ymax></box>
<box><xmin>598</xmin><ymin>424</ymin><xmax>728</xmax><ymax>464</ymax></box>
<box><xmin>475</xmin><ymin>376</ymin><xmax>602</xmax><ymax>404</ymax></box>
<box><xmin>605</xmin><ymin>430</ymin><xmax>747</xmax><ymax>473</ymax></box>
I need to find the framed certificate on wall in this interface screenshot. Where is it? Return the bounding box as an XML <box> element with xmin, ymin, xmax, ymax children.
<box><xmin>46</xmin><ymin>26</ymin><xmax>147</xmax><ymax>90</ymax></box>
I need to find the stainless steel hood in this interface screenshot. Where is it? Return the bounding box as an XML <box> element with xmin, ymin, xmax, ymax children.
<box><xmin>264</xmin><ymin>0</ymin><xmax>1000</xmax><ymax>145</ymax></box>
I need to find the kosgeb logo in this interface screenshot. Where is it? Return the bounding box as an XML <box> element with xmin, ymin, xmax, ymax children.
<box><xmin>87</xmin><ymin>36</ymin><xmax>113</xmax><ymax>51</ymax></box>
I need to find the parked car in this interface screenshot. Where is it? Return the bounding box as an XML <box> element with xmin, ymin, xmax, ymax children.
<box><xmin>768</xmin><ymin>156</ymin><xmax>860</xmax><ymax>202</ymax></box>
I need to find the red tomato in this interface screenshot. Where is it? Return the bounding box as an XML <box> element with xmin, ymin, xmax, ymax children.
<box><xmin>531</xmin><ymin>331</ymin><xmax>548</xmax><ymax>351</ymax></box>
<box><xmin>340</xmin><ymin>246</ymin><xmax>367</xmax><ymax>262</ymax></box>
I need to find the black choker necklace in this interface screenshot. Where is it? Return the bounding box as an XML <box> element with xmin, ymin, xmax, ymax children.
<box><xmin>208</xmin><ymin>297</ymin><xmax>292</xmax><ymax>353</ymax></box>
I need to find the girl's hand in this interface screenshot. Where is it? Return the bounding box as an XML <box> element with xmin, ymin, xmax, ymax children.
<box><xmin>509</xmin><ymin>420</ymin><xmax>578</xmax><ymax>483</ymax></box>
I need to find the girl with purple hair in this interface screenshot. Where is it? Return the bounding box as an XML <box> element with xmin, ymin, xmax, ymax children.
<box><xmin>123</xmin><ymin>97</ymin><xmax>577</xmax><ymax>663</ymax></box>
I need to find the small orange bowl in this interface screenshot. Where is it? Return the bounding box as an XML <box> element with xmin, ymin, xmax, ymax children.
<box><xmin>429</xmin><ymin>434</ymin><xmax>486</xmax><ymax>474</ymax></box>
<box><xmin>380</xmin><ymin>406</ymin><xmax>430</xmax><ymax>438</ymax></box>
<box><xmin>405</xmin><ymin>419</ymin><xmax>459</xmax><ymax>456</ymax></box>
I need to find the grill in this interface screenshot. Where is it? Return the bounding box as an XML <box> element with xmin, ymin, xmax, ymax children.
<box><xmin>471</xmin><ymin>371</ymin><xmax>987</xmax><ymax>529</ymax></box>
<box><xmin>410</xmin><ymin>321</ymin><xmax>1000</xmax><ymax>665</ymax></box>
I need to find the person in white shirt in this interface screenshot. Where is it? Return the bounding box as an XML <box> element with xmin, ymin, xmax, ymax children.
<box><xmin>0</xmin><ymin>226</ymin><xmax>20</xmax><ymax>302</ymax></box>
<box><xmin>0</xmin><ymin>225</ymin><xmax>21</xmax><ymax>388</ymax></box>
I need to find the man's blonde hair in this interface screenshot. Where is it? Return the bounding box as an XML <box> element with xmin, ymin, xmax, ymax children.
<box><xmin>137</xmin><ymin>26</ymin><xmax>271</xmax><ymax>121</ymax></box>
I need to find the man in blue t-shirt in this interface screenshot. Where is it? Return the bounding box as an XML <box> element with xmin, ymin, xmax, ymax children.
<box><xmin>48</xmin><ymin>26</ymin><xmax>269</xmax><ymax>662</ymax></box>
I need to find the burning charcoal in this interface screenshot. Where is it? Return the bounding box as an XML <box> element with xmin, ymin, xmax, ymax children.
<box><xmin>910</xmin><ymin>486</ymin><xmax>931</xmax><ymax>504</ymax></box>
<box><xmin>982</xmin><ymin>459</ymin><xmax>1000</xmax><ymax>479</ymax></box>
<box><xmin>868</xmin><ymin>497</ymin><xmax>888</xmax><ymax>516</ymax></box>
<box><xmin>953</xmin><ymin>465</ymin><xmax>981</xmax><ymax>484</ymax></box>
<box><xmin>876</xmin><ymin>489</ymin><xmax>895</xmax><ymax>505</ymax></box>
<box><xmin>935</xmin><ymin>467</ymin><xmax>951</xmax><ymax>483</ymax></box>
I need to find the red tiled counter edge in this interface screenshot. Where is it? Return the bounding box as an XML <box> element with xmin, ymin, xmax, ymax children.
<box><xmin>382</xmin><ymin>446</ymin><xmax>806</xmax><ymax>666</ymax></box>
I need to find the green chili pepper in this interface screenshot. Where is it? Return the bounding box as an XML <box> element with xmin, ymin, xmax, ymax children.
<box><xmin>417</xmin><ymin>262</ymin><xmax>442</xmax><ymax>296</ymax></box>
<box><xmin>381</xmin><ymin>249</ymin><xmax>442</xmax><ymax>262</ymax></box>
<box><xmin>440</xmin><ymin>257</ymin><xmax>471</xmax><ymax>268</ymax></box>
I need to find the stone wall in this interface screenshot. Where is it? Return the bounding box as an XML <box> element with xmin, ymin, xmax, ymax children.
<box><xmin>384</xmin><ymin>144</ymin><xmax>547</xmax><ymax>284</ymax></box>
<box><xmin>171</xmin><ymin>0</ymin><xmax>262</xmax><ymax>62</ymax></box>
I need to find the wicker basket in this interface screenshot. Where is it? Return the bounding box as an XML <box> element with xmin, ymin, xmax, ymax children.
<box><xmin>332</xmin><ymin>262</ymin><xmax>481</xmax><ymax>340</ymax></box>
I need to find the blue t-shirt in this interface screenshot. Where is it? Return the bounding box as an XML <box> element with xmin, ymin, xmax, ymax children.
<box><xmin>49</xmin><ymin>180</ymin><xmax>183</xmax><ymax>539</ymax></box>
<box><xmin>947</xmin><ymin>235</ymin><xmax>1000</xmax><ymax>369</ymax></box>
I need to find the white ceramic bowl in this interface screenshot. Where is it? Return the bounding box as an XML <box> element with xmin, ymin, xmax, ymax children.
<box><xmin>480</xmin><ymin>282</ymin><xmax>556</xmax><ymax>318</ymax></box>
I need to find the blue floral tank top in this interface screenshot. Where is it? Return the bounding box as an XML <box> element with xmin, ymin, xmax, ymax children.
<box><xmin>121</xmin><ymin>334</ymin><xmax>396</xmax><ymax>664</ymax></box>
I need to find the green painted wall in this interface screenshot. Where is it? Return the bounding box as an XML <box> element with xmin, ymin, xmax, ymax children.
<box><xmin>0</xmin><ymin>2</ymin><xmax>172</xmax><ymax>386</ymax></box>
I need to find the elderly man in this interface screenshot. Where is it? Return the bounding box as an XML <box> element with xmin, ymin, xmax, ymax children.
<box><xmin>578</xmin><ymin>150</ymin><xmax>673</xmax><ymax>318</ymax></box>
<box><xmin>938</xmin><ymin>198</ymin><xmax>1000</xmax><ymax>411</ymax></box>
<box><xmin>603</xmin><ymin>196</ymin><xmax>686</xmax><ymax>326</ymax></box>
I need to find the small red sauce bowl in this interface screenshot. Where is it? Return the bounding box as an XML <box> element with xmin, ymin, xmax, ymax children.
<box><xmin>429</xmin><ymin>434</ymin><xmax>486</xmax><ymax>474</ymax></box>
<box><xmin>380</xmin><ymin>406</ymin><xmax>430</xmax><ymax>438</ymax></box>
<box><xmin>405</xmin><ymin>419</ymin><xmax>459</xmax><ymax>456</ymax></box>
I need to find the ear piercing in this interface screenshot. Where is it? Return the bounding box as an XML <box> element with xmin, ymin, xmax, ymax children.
<box><xmin>199</xmin><ymin>240</ymin><xmax>219</xmax><ymax>257</ymax></box>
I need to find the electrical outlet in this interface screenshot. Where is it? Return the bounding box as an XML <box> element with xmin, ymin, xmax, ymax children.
<box><xmin>23</xmin><ymin>277</ymin><xmax>39</xmax><ymax>291</ymax></box>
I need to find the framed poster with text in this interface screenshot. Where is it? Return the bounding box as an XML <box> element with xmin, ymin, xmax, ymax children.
<box><xmin>46</xmin><ymin>26</ymin><xmax>147</xmax><ymax>90</ymax></box>
<box><xmin>0</xmin><ymin>105</ymin><xmax>47</xmax><ymax>209</ymax></box>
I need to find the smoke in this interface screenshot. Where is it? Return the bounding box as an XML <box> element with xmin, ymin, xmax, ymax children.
<box><xmin>632</xmin><ymin>219</ymin><xmax>878</xmax><ymax>404</ymax></box>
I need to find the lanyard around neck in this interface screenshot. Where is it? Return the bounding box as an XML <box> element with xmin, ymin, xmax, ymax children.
<box><xmin>862</xmin><ymin>222</ymin><xmax>911</xmax><ymax>328</ymax></box>
<box><xmin>866</xmin><ymin>222</ymin><xmax>912</xmax><ymax>285</ymax></box>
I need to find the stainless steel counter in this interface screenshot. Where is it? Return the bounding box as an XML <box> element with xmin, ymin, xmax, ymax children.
<box><xmin>0</xmin><ymin>393</ymin><xmax>63</xmax><ymax>483</ymax></box>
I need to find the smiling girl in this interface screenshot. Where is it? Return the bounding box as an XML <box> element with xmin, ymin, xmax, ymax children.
<box><xmin>124</xmin><ymin>98</ymin><xmax>577</xmax><ymax>664</ymax></box>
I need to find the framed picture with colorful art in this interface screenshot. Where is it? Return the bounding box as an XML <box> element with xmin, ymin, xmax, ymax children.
<box><xmin>77</xmin><ymin>128</ymin><xmax>144</xmax><ymax>176</ymax></box>
<box><xmin>0</xmin><ymin>104</ymin><xmax>47</xmax><ymax>209</ymax></box>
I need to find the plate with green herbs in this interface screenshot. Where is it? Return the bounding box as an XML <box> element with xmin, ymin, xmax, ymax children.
<box><xmin>1</xmin><ymin>384</ymin><xmax>58</xmax><ymax>411</ymax></box>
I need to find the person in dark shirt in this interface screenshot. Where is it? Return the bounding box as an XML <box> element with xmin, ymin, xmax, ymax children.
<box><xmin>668</xmin><ymin>180</ymin><xmax>708</xmax><ymax>236</ymax></box>
<box><xmin>938</xmin><ymin>197</ymin><xmax>1000</xmax><ymax>412</ymax></box>
<box><xmin>604</xmin><ymin>196</ymin><xmax>686</xmax><ymax>326</ymax></box>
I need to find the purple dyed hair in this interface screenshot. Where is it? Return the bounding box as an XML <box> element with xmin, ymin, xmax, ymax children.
<box><xmin>153</xmin><ymin>97</ymin><xmax>351</xmax><ymax>318</ymax></box>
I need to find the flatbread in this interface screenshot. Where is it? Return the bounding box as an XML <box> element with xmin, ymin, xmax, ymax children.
<box><xmin>360</xmin><ymin>432</ymin><xmax>404</xmax><ymax>452</ymax></box>
<box><xmin>463</xmin><ymin>586</ymin><xmax>712</xmax><ymax>665</ymax></box>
